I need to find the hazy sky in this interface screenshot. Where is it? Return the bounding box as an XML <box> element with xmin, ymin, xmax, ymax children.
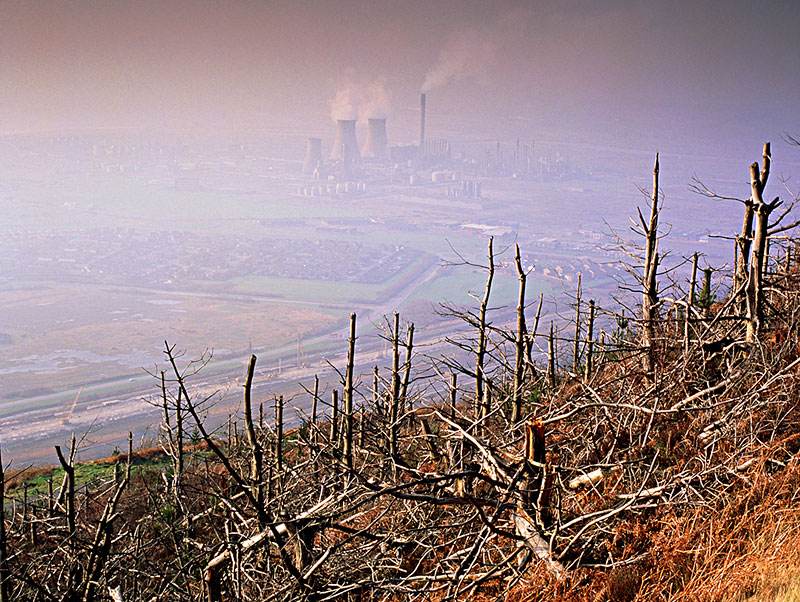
<box><xmin>1</xmin><ymin>0</ymin><xmax>798</xmax><ymax>151</ymax></box>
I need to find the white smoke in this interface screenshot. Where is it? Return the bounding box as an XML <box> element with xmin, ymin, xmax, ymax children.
<box><xmin>330</xmin><ymin>78</ymin><xmax>392</xmax><ymax>121</ymax></box>
<box><xmin>362</xmin><ymin>79</ymin><xmax>391</xmax><ymax>119</ymax></box>
<box><xmin>421</xmin><ymin>28</ymin><xmax>497</xmax><ymax>93</ymax></box>
<box><xmin>329</xmin><ymin>86</ymin><xmax>359</xmax><ymax>121</ymax></box>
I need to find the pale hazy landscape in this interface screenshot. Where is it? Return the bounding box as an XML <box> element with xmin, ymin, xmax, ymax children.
<box><xmin>1</xmin><ymin>2</ymin><xmax>800</xmax><ymax>600</ymax></box>
<box><xmin>0</xmin><ymin>130</ymin><xmax>753</xmax><ymax>463</ymax></box>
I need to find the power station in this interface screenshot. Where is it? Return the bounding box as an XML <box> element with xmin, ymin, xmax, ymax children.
<box><xmin>330</xmin><ymin>119</ymin><xmax>360</xmax><ymax>164</ymax></box>
<box><xmin>295</xmin><ymin>86</ymin><xmax>553</xmax><ymax>201</ymax></box>
<box><xmin>362</xmin><ymin>118</ymin><xmax>388</xmax><ymax>160</ymax></box>
<box><xmin>302</xmin><ymin>137</ymin><xmax>322</xmax><ymax>174</ymax></box>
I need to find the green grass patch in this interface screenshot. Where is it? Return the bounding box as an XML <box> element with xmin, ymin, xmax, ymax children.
<box><xmin>404</xmin><ymin>266</ymin><xmax>561</xmax><ymax>308</ymax></box>
<box><xmin>230</xmin><ymin>253</ymin><xmax>436</xmax><ymax>305</ymax></box>
<box><xmin>230</xmin><ymin>275</ymin><xmax>383</xmax><ymax>304</ymax></box>
<box><xmin>9</xmin><ymin>451</ymin><xmax>173</xmax><ymax>500</ymax></box>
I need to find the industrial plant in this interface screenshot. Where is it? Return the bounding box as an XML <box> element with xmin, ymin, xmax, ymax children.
<box><xmin>294</xmin><ymin>89</ymin><xmax>578</xmax><ymax>201</ymax></box>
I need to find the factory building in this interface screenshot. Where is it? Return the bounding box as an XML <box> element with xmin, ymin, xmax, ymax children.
<box><xmin>302</xmin><ymin>137</ymin><xmax>322</xmax><ymax>174</ymax></box>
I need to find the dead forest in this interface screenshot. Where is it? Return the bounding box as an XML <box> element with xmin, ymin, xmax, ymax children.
<box><xmin>2</xmin><ymin>141</ymin><xmax>800</xmax><ymax>601</ymax></box>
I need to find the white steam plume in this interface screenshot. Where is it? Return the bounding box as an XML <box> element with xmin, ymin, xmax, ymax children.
<box><xmin>421</xmin><ymin>28</ymin><xmax>496</xmax><ymax>93</ymax></box>
<box><xmin>330</xmin><ymin>78</ymin><xmax>392</xmax><ymax>121</ymax></box>
<box><xmin>362</xmin><ymin>79</ymin><xmax>391</xmax><ymax>119</ymax></box>
<box><xmin>329</xmin><ymin>86</ymin><xmax>359</xmax><ymax>121</ymax></box>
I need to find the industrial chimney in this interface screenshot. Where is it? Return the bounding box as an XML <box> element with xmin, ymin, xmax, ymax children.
<box><xmin>302</xmin><ymin>137</ymin><xmax>322</xmax><ymax>174</ymax></box>
<box><xmin>419</xmin><ymin>93</ymin><xmax>427</xmax><ymax>149</ymax></box>
<box><xmin>330</xmin><ymin>119</ymin><xmax>360</xmax><ymax>168</ymax></box>
<box><xmin>363</xmin><ymin>118</ymin><xmax>388</xmax><ymax>159</ymax></box>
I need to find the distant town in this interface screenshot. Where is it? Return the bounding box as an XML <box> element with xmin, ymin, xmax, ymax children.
<box><xmin>0</xmin><ymin>92</ymin><xmax>740</xmax><ymax>464</ymax></box>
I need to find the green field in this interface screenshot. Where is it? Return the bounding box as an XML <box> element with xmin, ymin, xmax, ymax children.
<box><xmin>230</xmin><ymin>252</ymin><xmax>436</xmax><ymax>304</ymax></box>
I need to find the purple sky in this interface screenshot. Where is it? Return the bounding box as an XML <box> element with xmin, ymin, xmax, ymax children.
<box><xmin>1</xmin><ymin>1</ymin><xmax>798</xmax><ymax>152</ymax></box>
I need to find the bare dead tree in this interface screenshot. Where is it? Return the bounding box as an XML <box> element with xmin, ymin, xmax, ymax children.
<box><xmin>275</xmin><ymin>394</ymin><xmax>284</xmax><ymax>475</ymax></box>
<box><xmin>343</xmin><ymin>313</ymin><xmax>356</xmax><ymax>469</ymax></box>
<box><xmin>547</xmin><ymin>322</ymin><xmax>556</xmax><ymax>389</ymax></box>
<box><xmin>81</xmin><ymin>433</ymin><xmax>132</xmax><ymax>602</ymax></box>
<box><xmin>242</xmin><ymin>355</ymin><xmax>265</xmax><ymax>527</ymax></box>
<box><xmin>329</xmin><ymin>389</ymin><xmax>339</xmax><ymax>450</ymax></box>
<box><xmin>55</xmin><ymin>435</ymin><xmax>77</xmax><ymax>550</ymax></box>
<box><xmin>513</xmin><ymin>243</ymin><xmax>528</xmax><ymax>422</ymax></box>
<box><xmin>746</xmin><ymin>156</ymin><xmax>780</xmax><ymax>342</ymax></box>
<box><xmin>572</xmin><ymin>272</ymin><xmax>582</xmax><ymax>374</ymax></box>
<box><xmin>310</xmin><ymin>374</ymin><xmax>319</xmax><ymax>443</ymax></box>
<box><xmin>372</xmin><ymin>365</ymin><xmax>380</xmax><ymax>411</ymax></box>
<box><xmin>476</xmin><ymin>236</ymin><xmax>495</xmax><ymax>410</ymax></box>
<box><xmin>389</xmin><ymin>312</ymin><xmax>401</xmax><ymax>460</ymax></box>
<box><xmin>684</xmin><ymin>252</ymin><xmax>699</xmax><ymax>355</ymax></box>
<box><xmin>584</xmin><ymin>299</ymin><xmax>596</xmax><ymax>381</ymax></box>
<box><xmin>736</xmin><ymin>143</ymin><xmax>771</xmax><ymax>302</ymax></box>
<box><xmin>450</xmin><ymin>372</ymin><xmax>458</xmax><ymax>420</ymax></box>
<box><xmin>641</xmin><ymin>154</ymin><xmax>660</xmax><ymax>375</ymax></box>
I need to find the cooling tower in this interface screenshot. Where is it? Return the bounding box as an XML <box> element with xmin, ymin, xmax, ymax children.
<box><xmin>330</xmin><ymin>119</ymin><xmax>360</xmax><ymax>164</ymax></box>
<box><xmin>419</xmin><ymin>93</ymin><xmax>427</xmax><ymax>148</ymax></box>
<box><xmin>302</xmin><ymin>137</ymin><xmax>322</xmax><ymax>174</ymax></box>
<box><xmin>363</xmin><ymin>118</ymin><xmax>388</xmax><ymax>159</ymax></box>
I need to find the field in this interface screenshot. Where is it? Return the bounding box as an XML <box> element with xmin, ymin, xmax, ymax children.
<box><xmin>0</xmin><ymin>284</ymin><xmax>340</xmax><ymax>402</ymax></box>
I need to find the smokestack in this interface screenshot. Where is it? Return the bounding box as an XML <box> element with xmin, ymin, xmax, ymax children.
<box><xmin>302</xmin><ymin>137</ymin><xmax>322</xmax><ymax>174</ymax></box>
<box><xmin>419</xmin><ymin>93</ymin><xmax>427</xmax><ymax>148</ymax></box>
<box><xmin>330</xmin><ymin>119</ymin><xmax>360</xmax><ymax>167</ymax></box>
<box><xmin>363</xmin><ymin>118</ymin><xmax>388</xmax><ymax>159</ymax></box>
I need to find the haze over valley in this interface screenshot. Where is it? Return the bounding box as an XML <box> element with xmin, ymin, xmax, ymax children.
<box><xmin>1</xmin><ymin>0</ymin><xmax>798</xmax><ymax>464</ymax></box>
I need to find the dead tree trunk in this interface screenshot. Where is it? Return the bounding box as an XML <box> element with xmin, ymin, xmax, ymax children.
<box><xmin>275</xmin><ymin>395</ymin><xmax>284</xmax><ymax>474</ymax></box>
<box><xmin>480</xmin><ymin>380</ymin><xmax>492</xmax><ymax>422</ymax></box>
<box><xmin>55</xmin><ymin>436</ymin><xmax>77</xmax><ymax>549</ymax></box>
<box><xmin>359</xmin><ymin>407</ymin><xmax>367</xmax><ymax>448</ymax></box>
<box><xmin>310</xmin><ymin>375</ymin><xmax>319</xmax><ymax>444</ymax></box>
<box><xmin>513</xmin><ymin>243</ymin><xmax>528</xmax><ymax>422</ymax></box>
<box><xmin>389</xmin><ymin>313</ymin><xmax>400</xmax><ymax>460</ymax></box>
<box><xmin>174</xmin><ymin>386</ymin><xmax>184</xmax><ymax>497</ymax></box>
<box><xmin>81</xmin><ymin>434</ymin><xmax>132</xmax><ymax>602</ymax></box>
<box><xmin>47</xmin><ymin>476</ymin><xmax>54</xmax><ymax>518</ymax></box>
<box><xmin>343</xmin><ymin>313</ymin><xmax>356</xmax><ymax>469</ymax></box>
<box><xmin>400</xmin><ymin>322</ymin><xmax>414</xmax><ymax>410</ymax></box>
<box><xmin>329</xmin><ymin>389</ymin><xmax>338</xmax><ymax>449</ymax></box>
<box><xmin>449</xmin><ymin>373</ymin><xmax>458</xmax><ymax>420</ymax></box>
<box><xmin>165</xmin><ymin>343</ymin><xmax>263</xmax><ymax>518</ymax></box>
<box><xmin>525</xmin><ymin>295</ymin><xmax>544</xmax><ymax>366</ymax></box>
<box><xmin>523</xmin><ymin>419</ymin><xmax>546</xmax><ymax>501</ymax></box>
<box><xmin>746</xmin><ymin>155</ymin><xmax>779</xmax><ymax>342</ymax></box>
<box><xmin>572</xmin><ymin>272</ymin><xmax>582</xmax><ymax>374</ymax></box>
<box><xmin>476</xmin><ymin>237</ymin><xmax>495</xmax><ymax>411</ymax></box>
<box><xmin>547</xmin><ymin>322</ymin><xmax>556</xmax><ymax>389</ymax></box>
<box><xmin>641</xmin><ymin>154</ymin><xmax>660</xmax><ymax>375</ymax></box>
<box><xmin>684</xmin><ymin>252</ymin><xmax>699</xmax><ymax>354</ymax></box>
<box><xmin>584</xmin><ymin>300</ymin><xmax>596</xmax><ymax>381</ymax></box>
<box><xmin>160</xmin><ymin>369</ymin><xmax>171</xmax><ymax>445</ymax></box>
<box><xmin>243</xmin><ymin>355</ymin><xmax>265</xmax><ymax>527</ymax></box>
<box><xmin>372</xmin><ymin>366</ymin><xmax>379</xmax><ymax>414</ymax></box>
<box><xmin>699</xmin><ymin>268</ymin><xmax>713</xmax><ymax>317</ymax></box>
<box><xmin>736</xmin><ymin>143</ymin><xmax>771</xmax><ymax>303</ymax></box>
<box><xmin>735</xmin><ymin>202</ymin><xmax>755</xmax><ymax>299</ymax></box>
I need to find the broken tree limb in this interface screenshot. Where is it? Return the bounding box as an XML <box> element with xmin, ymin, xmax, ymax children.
<box><xmin>204</xmin><ymin>492</ymin><xmax>347</xmax><ymax>602</ymax></box>
<box><xmin>512</xmin><ymin>507</ymin><xmax>565</xmax><ymax>577</ymax></box>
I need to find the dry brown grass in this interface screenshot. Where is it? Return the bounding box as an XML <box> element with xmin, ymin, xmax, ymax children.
<box><xmin>500</xmin><ymin>458</ymin><xmax>800</xmax><ymax>601</ymax></box>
